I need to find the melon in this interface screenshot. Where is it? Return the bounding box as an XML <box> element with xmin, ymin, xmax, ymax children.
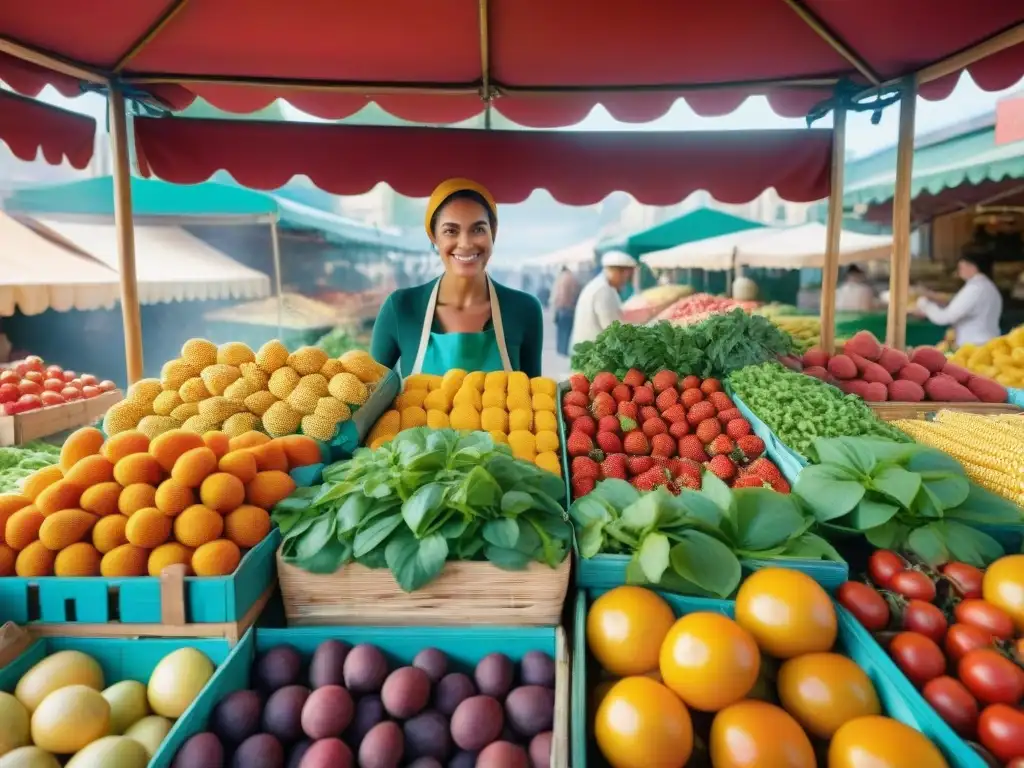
<box><xmin>14</xmin><ymin>651</ymin><xmax>104</xmax><ymax>713</ymax></box>
<box><xmin>30</xmin><ymin>685</ymin><xmax>110</xmax><ymax>754</ymax></box>
<box><xmin>101</xmin><ymin>680</ymin><xmax>150</xmax><ymax>734</ymax></box>
<box><xmin>147</xmin><ymin>647</ymin><xmax>215</xmax><ymax>718</ymax></box>
<box><xmin>123</xmin><ymin>715</ymin><xmax>173</xmax><ymax>758</ymax></box>
<box><xmin>0</xmin><ymin>746</ymin><xmax>61</xmax><ymax>768</ymax></box>
<box><xmin>65</xmin><ymin>736</ymin><xmax>149</xmax><ymax>768</ymax></box>
<box><xmin>0</xmin><ymin>693</ymin><xmax>29</xmax><ymax>756</ymax></box>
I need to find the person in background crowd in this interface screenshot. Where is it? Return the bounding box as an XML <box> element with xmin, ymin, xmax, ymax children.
<box><xmin>551</xmin><ymin>266</ymin><xmax>581</xmax><ymax>357</ymax></box>
<box><xmin>571</xmin><ymin>251</ymin><xmax>637</xmax><ymax>350</ymax></box>
<box><xmin>834</xmin><ymin>265</ymin><xmax>878</xmax><ymax>312</ymax></box>
<box><xmin>913</xmin><ymin>253</ymin><xmax>1003</xmax><ymax>346</ymax></box>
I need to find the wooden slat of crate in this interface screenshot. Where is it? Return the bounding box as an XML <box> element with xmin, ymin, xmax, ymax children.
<box><xmin>0</xmin><ymin>389</ymin><xmax>122</xmax><ymax>445</ymax></box>
<box><xmin>0</xmin><ymin>622</ymin><xmax>31</xmax><ymax>668</ymax></box>
<box><xmin>551</xmin><ymin>625</ymin><xmax>571</xmax><ymax>768</ymax></box>
<box><xmin>870</xmin><ymin>401</ymin><xmax>1023</xmax><ymax>422</ymax></box>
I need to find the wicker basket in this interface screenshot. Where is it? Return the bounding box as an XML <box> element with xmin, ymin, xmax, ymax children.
<box><xmin>277</xmin><ymin>552</ymin><xmax>570</xmax><ymax>627</ymax></box>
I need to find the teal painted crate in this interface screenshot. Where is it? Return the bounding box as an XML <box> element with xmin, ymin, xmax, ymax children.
<box><xmin>1008</xmin><ymin>388</ymin><xmax>1024</xmax><ymax>408</ymax></box>
<box><xmin>0</xmin><ymin>529</ymin><xmax>280</xmax><ymax>633</ymax></box>
<box><xmin>0</xmin><ymin>634</ymin><xmax>236</xmax><ymax>767</ymax></box>
<box><xmin>728</xmin><ymin>389</ymin><xmax>807</xmax><ymax>485</ymax></box>
<box><xmin>571</xmin><ymin>589</ymin><xmax>974</xmax><ymax>768</ymax></box>
<box><xmin>153</xmin><ymin>624</ymin><xmax>571</xmax><ymax>768</ymax></box>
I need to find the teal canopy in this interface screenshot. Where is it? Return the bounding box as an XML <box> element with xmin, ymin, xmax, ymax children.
<box><xmin>4</xmin><ymin>176</ymin><xmax>426</xmax><ymax>253</ymax></box>
<box><xmin>596</xmin><ymin>206</ymin><xmax>766</xmax><ymax>258</ymax></box>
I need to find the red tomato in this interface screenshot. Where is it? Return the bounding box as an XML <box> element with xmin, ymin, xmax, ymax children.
<box><xmin>81</xmin><ymin>385</ymin><xmax>101</xmax><ymax>399</ymax></box>
<box><xmin>44</xmin><ymin>365</ymin><xmax>63</xmax><ymax>379</ymax></box>
<box><xmin>12</xmin><ymin>362</ymin><xmax>28</xmax><ymax>378</ymax></box>
<box><xmin>16</xmin><ymin>394</ymin><xmax>41</xmax><ymax>411</ymax></box>
<box><xmin>942</xmin><ymin>562</ymin><xmax>984</xmax><ymax>599</ymax></box>
<box><xmin>69</xmin><ymin>378</ymin><xmax>83</xmax><ymax>389</ymax></box>
<box><xmin>904</xmin><ymin>600</ymin><xmax>948</xmax><ymax>645</ymax></box>
<box><xmin>0</xmin><ymin>370</ymin><xmax>18</xmax><ymax>386</ymax></box>
<box><xmin>22</xmin><ymin>371</ymin><xmax>44</xmax><ymax>385</ymax></box>
<box><xmin>60</xmin><ymin>387</ymin><xmax>81</xmax><ymax>401</ymax></box>
<box><xmin>837</xmin><ymin>582</ymin><xmax>890</xmax><ymax>632</ymax></box>
<box><xmin>62</xmin><ymin>370</ymin><xmax>75</xmax><ymax>382</ymax></box>
<box><xmin>42</xmin><ymin>378</ymin><xmax>64</xmax><ymax>393</ymax></box>
<box><xmin>24</xmin><ymin>355</ymin><xmax>43</xmax><ymax>372</ymax></box>
<box><xmin>890</xmin><ymin>570</ymin><xmax>937</xmax><ymax>602</ymax></box>
<box><xmin>922</xmin><ymin>676</ymin><xmax>979</xmax><ymax>737</ymax></box>
<box><xmin>869</xmin><ymin>550</ymin><xmax>906</xmax><ymax>588</ymax></box>
<box><xmin>945</xmin><ymin>623</ymin><xmax>994</xmax><ymax>663</ymax></box>
<box><xmin>97</xmin><ymin>380</ymin><xmax>116</xmax><ymax>392</ymax></box>
<box><xmin>39</xmin><ymin>391</ymin><xmax>64</xmax><ymax>407</ymax></box>
<box><xmin>890</xmin><ymin>632</ymin><xmax>946</xmax><ymax>687</ymax></box>
<box><xmin>959</xmin><ymin>649</ymin><xmax>1024</xmax><ymax>706</ymax></box>
<box><xmin>2</xmin><ymin>401</ymin><xmax>22</xmax><ymax>415</ymax></box>
<box><xmin>17</xmin><ymin>380</ymin><xmax>41</xmax><ymax>396</ymax></box>
<box><xmin>979</xmin><ymin>704</ymin><xmax>1024</xmax><ymax>763</ymax></box>
<box><xmin>955</xmin><ymin>599</ymin><xmax>1015</xmax><ymax>641</ymax></box>
<box><xmin>79</xmin><ymin>373</ymin><xmax>98</xmax><ymax>386</ymax></box>
<box><xmin>0</xmin><ymin>383</ymin><xmax>17</xmax><ymax>403</ymax></box>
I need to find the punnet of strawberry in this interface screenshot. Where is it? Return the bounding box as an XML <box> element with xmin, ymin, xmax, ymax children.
<box><xmin>562</xmin><ymin>368</ymin><xmax>788</xmax><ymax>500</ymax></box>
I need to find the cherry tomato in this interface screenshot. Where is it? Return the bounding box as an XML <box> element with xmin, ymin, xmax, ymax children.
<box><xmin>837</xmin><ymin>581</ymin><xmax>890</xmax><ymax>632</ymax></box>
<box><xmin>959</xmin><ymin>649</ymin><xmax>1024</xmax><ymax>706</ymax></box>
<box><xmin>955</xmin><ymin>599</ymin><xmax>1016</xmax><ymax>641</ymax></box>
<box><xmin>942</xmin><ymin>561</ymin><xmax>984</xmax><ymax>599</ymax></box>
<box><xmin>979</xmin><ymin>704</ymin><xmax>1024</xmax><ymax>763</ymax></box>
<box><xmin>889</xmin><ymin>631</ymin><xmax>946</xmax><ymax>687</ymax></box>
<box><xmin>904</xmin><ymin>600</ymin><xmax>948</xmax><ymax>645</ymax></box>
<box><xmin>868</xmin><ymin>550</ymin><xmax>905</xmax><ymax>588</ymax></box>
<box><xmin>922</xmin><ymin>675</ymin><xmax>979</xmax><ymax>737</ymax></box>
<box><xmin>890</xmin><ymin>570</ymin><xmax>938</xmax><ymax>602</ymax></box>
<box><xmin>945</xmin><ymin>623</ymin><xmax>994</xmax><ymax>664</ymax></box>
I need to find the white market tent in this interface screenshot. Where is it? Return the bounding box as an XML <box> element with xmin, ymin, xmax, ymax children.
<box><xmin>641</xmin><ymin>228</ymin><xmax>770</xmax><ymax>271</ymax></box>
<box><xmin>526</xmin><ymin>238</ymin><xmax>599</xmax><ymax>268</ymax></box>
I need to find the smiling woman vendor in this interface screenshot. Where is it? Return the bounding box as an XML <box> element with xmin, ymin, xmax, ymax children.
<box><xmin>370</xmin><ymin>178</ymin><xmax>544</xmax><ymax>378</ymax></box>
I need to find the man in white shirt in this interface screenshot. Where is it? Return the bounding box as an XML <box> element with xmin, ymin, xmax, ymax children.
<box><xmin>834</xmin><ymin>265</ymin><xmax>878</xmax><ymax>312</ymax></box>
<box><xmin>914</xmin><ymin>254</ymin><xmax>1003</xmax><ymax>347</ymax></box>
<box><xmin>571</xmin><ymin>251</ymin><xmax>637</xmax><ymax>350</ymax></box>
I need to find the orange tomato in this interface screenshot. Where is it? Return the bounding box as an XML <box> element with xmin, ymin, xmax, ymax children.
<box><xmin>777</xmin><ymin>652</ymin><xmax>881</xmax><ymax>738</ymax></box>
<box><xmin>983</xmin><ymin>554</ymin><xmax>1024</xmax><ymax>633</ymax></box>
<box><xmin>735</xmin><ymin>568</ymin><xmax>837</xmax><ymax>658</ymax></box>
<box><xmin>587</xmin><ymin>586</ymin><xmax>676</xmax><ymax>676</ymax></box>
<box><xmin>595</xmin><ymin>676</ymin><xmax>693</xmax><ymax>768</ymax></box>
<box><xmin>829</xmin><ymin>716</ymin><xmax>949</xmax><ymax>768</ymax></box>
<box><xmin>659</xmin><ymin>612</ymin><xmax>760</xmax><ymax>712</ymax></box>
<box><xmin>709</xmin><ymin>699</ymin><xmax>815</xmax><ymax>768</ymax></box>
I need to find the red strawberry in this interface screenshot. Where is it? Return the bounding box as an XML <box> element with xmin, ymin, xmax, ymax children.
<box><xmin>632</xmin><ymin>385</ymin><xmax>655</xmax><ymax>406</ymax></box>
<box><xmin>736</xmin><ymin>434</ymin><xmax>765</xmax><ymax>460</ymax></box>
<box><xmin>642</xmin><ymin>417</ymin><xmax>668</xmax><ymax>438</ymax></box>
<box><xmin>655</xmin><ymin>387</ymin><xmax>679</xmax><ymax>412</ymax></box>
<box><xmin>695</xmin><ymin>418</ymin><xmax>722</xmax><ymax>444</ymax></box>
<box><xmin>681</xmin><ymin>375</ymin><xmax>701</xmax><ymax>390</ymax></box>
<box><xmin>717</xmin><ymin>407</ymin><xmax>742</xmax><ymax>425</ymax></box>
<box><xmin>678</xmin><ymin>435</ymin><xmax>710</xmax><ymax>463</ymax></box>
<box><xmin>632</xmin><ymin>467</ymin><xmax>670</xmax><ymax>492</ymax></box>
<box><xmin>668</xmin><ymin>420</ymin><xmax>691</xmax><ymax>439</ymax></box>
<box><xmin>600</xmin><ymin>453</ymin><xmax>628</xmax><ymax>480</ymax></box>
<box><xmin>572</xmin><ymin>476</ymin><xmax>596</xmax><ymax>498</ymax></box>
<box><xmin>573</xmin><ymin>415</ymin><xmax>597</xmax><ymax>437</ymax></box>
<box><xmin>562</xmin><ymin>390</ymin><xmax>589</xmax><ymax>409</ymax></box>
<box><xmin>681</xmin><ymin>388</ymin><xmax>705</xmax><ymax>409</ymax></box>
<box><xmin>571</xmin><ymin>456</ymin><xmax>600</xmax><ymax>481</ymax></box>
<box><xmin>623</xmin><ymin>431</ymin><xmax>650</xmax><ymax>456</ymax></box>
<box><xmin>598</xmin><ymin>415</ymin><xmax>621</xmax><ymax>434</ymax></box>
<box><xmin>677</xmin><ymin>473</ymin><xmax>701</xmax><ymax>490</ymax></box>
<box><xmin>701</xmin><ymin>378</ymin><xmax>723</xmax><ymax>394</ymax></box>
<box><xmin>733</xmin><ymin>475</ymin><xmax>769</xmax><ymax>488</ymax></box>
<box><xmin>617</xmin><ymin>400</ymin><xmax>639</xmax><ymax>420</ymax></box>
<box><xmin>569</xmin><ymin>373</ymin><xmax>590</xmax><ymax>394</ymax></box>
<box><xmin>665</xmin><ymin>458</ymin><xmax>685</xmax><ymax>476</ymax></box>
<box><xmin>675</xmin><ymin>458</ymin><xmax>702</xmax><ymax>484</ymax></box>
<box><xmin>626</xmin><ymin>456</ymin><xmax>656</xmax><ymax>475</ymax></box>
<box><xmin>650</xmin><ymin>433</ymin><xmax>676</xmax><ymax>459</ymax></box>
<box><xmin>567</xmin><ymin>430</ymin><xmax>594</xmax><ymax>457</ymax></box>
<box><xmin>596</xmin><ymin>431</ymin><xmax>624</xmax><ymax>454</ymax></box>
<box><xmin>623</xmin><ymin>368</ymin><xmax>646</xmax><ymax>388</ymax></box>
<box><xmin>771</xmin><ymin>477</ymin><xmax>792</xmax><ymax>494</ymax></box>
<box><xmin>640</xmin><ymin>406</ymin><xmax>661</xmax><ymax>423</ymax></box>
<box><xmin>709</xmin><ymin>391</ymin><xmax>734</xmax><ymax>412</ymax></box>
<box><xmin>726</xmin><ymin>419</ymin><xmax>753</xmax><ymax>439</ymax></box>
<box><xmin>748</xmin><ymin>457</ymin><xmax>783</xmax><ymax>484</ymax></box>
<box><xmin>686</xmin><ymin>401</ymin><xmax>717</xmax><ymax>426</ymax></box>
<box><xmin>708</xmin><ymin>434</ymin><xmax>734</xmax><ymax>456</ymax></box>
<box><xmin>563</xmin><ymin>404</ymin><xmax>588</xmax><ymax>422</ymax></box>
<box><xmin>618</xmin><ymin>415</ymin><xmax>638</xmax><ymax>433</ymax></box>
<box><xmin>661</xmin><ymin>404</ymin><xmax>687</xmax><ymax>425</ymax></box>
<box><xmin>652</xmin><ymin>370</ymin><xmax>678</xmax><ymax>393</ymax></box>
<box><xmin>591</xmin><ymin>372</ymin><xmax>618</xmax><ymax>394</ymax></box>
<box><xmin>707</xmin><ymin>454</ymin><xmax>737</xmax><ymax>481</ymax></box>
<box><xmin>590</xmin><ymin>391</ymin><xmax>617</xmax><ymax>419</ymax></box>
<box><xmin>611</xmin><ymin>383</ymin><xmax>633</xmax><ymax>403</ymax></box>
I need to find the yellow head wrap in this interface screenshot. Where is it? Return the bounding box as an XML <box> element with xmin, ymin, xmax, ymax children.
<box><xmin>424</xmin><ymin>178</ymin><xmax>498</xmax><ymax>239</ymax></box>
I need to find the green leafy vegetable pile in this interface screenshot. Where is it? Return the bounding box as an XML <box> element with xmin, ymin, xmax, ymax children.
<box><xmin>570</xmin><ymin>473</ymin><xmax>841</xmax><ymax>599</ymax></box>
<box><xmin>273</xmin><ymin>428</ymin><xmax>572</xmax><ymax>591</ymax></box>
<box><xmin>0</xmin><ymin>441</ymin><xmax>60</xmax><ymax>493</ymax></box>
<box><xmin>794</xmin><ymin>436</ymin><xmax>1018</xmax><ymax>567</ymax></box>
<box><xmin>728</xmin><ymin>362</ymin><xmax>907</xmax><ymax>459</ymax></box>
<box><xmin>315</xmin><ymin>328</ymin><xmax>369</xmax><ymax>358</ymax></box>
<box><xmin>570</xmin><ymin>309</ymin><xmax>795</xmax><ymax>381</ymax></box>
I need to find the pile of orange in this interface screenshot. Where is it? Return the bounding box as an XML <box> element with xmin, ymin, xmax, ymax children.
<box><xmin>586</xmin><ymin>570</ymin><xmax>951</xmax><ymax>768</ymax></box>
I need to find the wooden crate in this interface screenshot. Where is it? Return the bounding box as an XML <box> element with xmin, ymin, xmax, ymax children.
<box><xmin>869</xmin><ymin>401</ymin><xmax>1023</xmax><ymax>422</ymax></box>
<box><xmin>0</xmin><ymin>622</ymin><xmax>31</xmax><ymax>669</ymax></box>
<box><xmin>278</xmin><ymin>552</ymin><xmax>571</xmax><ymax>627</ymax></box>
<box><xmin>0</xmin><ymin>389</ymin><xmax>122</xmax><ymax>445</ymax></box>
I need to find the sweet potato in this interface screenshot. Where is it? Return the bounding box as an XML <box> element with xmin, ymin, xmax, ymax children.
<box><xmin>839</xmin><ymin>379</ymin><xmax>872</xmax><ymax>398</ymax></box>
<box><xmin>897</xmin><ymin>363</ymin><xmax>931</xmax><ymax>386</ymax></box>
<box><xmin>779</xmin><ymin>355</ymin><xmax>803</xmax><ymax>372</ymax></box>
<box><xmin>802</xmin><ymin>347</ymin><xmax>829</xmax><ymax>369</ymax></box>
<box><xmin>940</xmin><ymin>362</ymin><xmax>971</xmax><ymax>385</ymax></box>
<box><xmin>848</xmin><ymin>352</ymin><xmax>893</xmax><ymax>385</ymax></box>
<box><xmin>877</xmin><ymin>347</ymin><xmax>910</xmax><ymax>375</ymax></box>
<box><xmin>803</xmin><ymin>366</ymin><xmax>830</xmax><ymax>382</ymax></box>
<box><xmin>925</xmin><ymin>374</ymin><xmax>979</xmax><ymax>402</ymax></box>
<box><xmin>888</xmin><ymin>379</ymin><xmax>925</xmax><ymax>403</ymax></box>
<box><xmin>827</xmin><ymin>354</ymin><xmax>858</xmax><ymax>380</ymax></box>
<box><xmin>843</xmin><ymin>331</ymin><xmax>883</xmax><ymax>361</ymax></box>
<box><xmin>910</xmin><ymin>346</ymin><xmax>947</xmax><ymax>374</ymax></box>
<box><xmin>966</xmin><ymin>375</ymin><xmax>1008</xmax><ymax>403</ymax></box>
<box><xmin>862</xmin><ymin>382</ymin><xmax>889</xmax><ymax>402</ymax></box>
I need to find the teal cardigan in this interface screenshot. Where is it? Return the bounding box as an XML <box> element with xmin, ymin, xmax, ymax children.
<box><xmin>370</xmin><ymin>278</ymin><xmax>544</xmax><ymax>377</ymax></box>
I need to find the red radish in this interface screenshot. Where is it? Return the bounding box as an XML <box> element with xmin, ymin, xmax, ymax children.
<box><xmin>61</xmin><ymin>387</ymin><xmax>82</xmax><ymax>401</ymax></box>
<box><xmin>62</xmin><ymin>370</ymin><xmax>76</xmax><ymax>382</ymax></box>
<box><xmin>12</xmin><ymin>363</ymin><xmax>28</xmax><ymax>378</ymax></box>
<box><xmin>69</xmin><ymin>378</ymin><xmax>83</xmax><ymax>389</ymax></box>
<box><xmin>43</xmin><ymin>378</ymin><xmax>64</xmax><ymax>392</ymax></box>
<box><xmin>40</xmin><ymin>391</ymin><xmax>64</xmax><ymax>406</ymax></box>
<box><xmin>79</xmin><ymin>373</ymin><xmax>98</xmax><ymax>386</ymax></box>
<box><xmin>17</xmin><ymin>380</ymin><xmax>41</xmax><ymax>396</ymax></box>
<box><xmin>81</xmin><ymin>385</ymin><xmax>101</xmax><ymax>399</ymax></box>
<box><xmin>23</xmin><ymin>370</ymin><xmax>43</xmax><ymax>385</ymax></box>
<box><xmin>0</xmin><ymin>371</ymin><xmax>18</xmax><ymax>386</ymax></box>
<box><xmin>17</xmin><ymin>394</ymin><xmax>41</xmax><ymax>411</ymax></box>
<box><xmin>0</xmin><ymin>384</ymin><xmax>18</xmax><ymax>403</ymax></box>
<box><xmin>24</xmin><ymin>355</ymin><xmax>43</xmax><ymax>371</ymax></box>
<box><xmin>97</xmin><ymin>380</ymin><xmax>116</xmax><ymax>392</ymax></box>
<box><xmin>45</xmin><ymin>365</ymin><xmax>63</xmax><ymax>379</ymax></box>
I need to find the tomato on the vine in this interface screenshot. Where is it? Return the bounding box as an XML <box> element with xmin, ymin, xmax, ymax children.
<box><xmin>890</xmin><ymin>570</ymin><xmax>937</xmax><ymax>602</ymax></box>
<box><xmin>945</xmin><ymin>623</ymin><xmax>993</xmax><ymax>663</ymax></box>
<box><xmin>903</xmin><ymin>600</ymin><xmax>948</xmax><ymax>645</ymax></box>
<box><xmin>954</xmin><ymin>599</ymin><xmax>1015</xmax><ymax>641</ymax></box>
<box><xmin>868</xmin><ymin>550</ymin><xmax>905</xmax><ymax>588</ymax></box>
<box><xmin>942</xmin><ymin>562</ymin><xmax>984</xmax><ymax>599</ymax></box>
<box><xmin>979</xmin><ymin>704</ymin><xmax>1024</xmax><ymax>763</ymax></box>
<box><xmin>958</xmin><ymin>649</ymin><xmax>1024</xmax><ymax>706</ymax></box>
<box><xmin>837</xmin><ymin>581</ymin><xmax>889</xmax><ymax>632</ymax></box>
<box><xmin>889</xmin><ymin>632</ymin><xmax>946</xmax><ymax>687</ymax></box>
<box><xmin>922</xmin><ymin>676</ymin><xmax>979</xmax><ymax>737</ymax></box>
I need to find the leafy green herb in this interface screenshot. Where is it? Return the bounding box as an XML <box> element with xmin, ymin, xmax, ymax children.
<box><xmin>794</xmin><ymin>436</ymin><xmax>1013</xmax><ymax>567</ymax></box>
<box><xmin>0</xmin><ymin>441</ymin><xmax>60</xmax><ymax>493</ymax></box>
<box><xmin>272</xmin><ymin>428</ymin><xmax>572</xmax><ymax>591</ymax></box>
<box><xmin>314</xmin><ymin>327</ymin><xmax>369</xmax><ymax>358</ymax></box>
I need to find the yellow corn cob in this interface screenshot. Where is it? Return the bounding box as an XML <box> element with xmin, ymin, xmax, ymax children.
<box><xmin>933</xmin><ymin>410</ymin><xmax>1024</xmax><ymax>450</ymax></box>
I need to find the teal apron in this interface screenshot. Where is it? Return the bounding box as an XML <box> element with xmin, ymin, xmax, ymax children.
<box><xmin>411</xmin><ymin>276</ymin><xmax>513</xmax><ymax>377</ymax></box>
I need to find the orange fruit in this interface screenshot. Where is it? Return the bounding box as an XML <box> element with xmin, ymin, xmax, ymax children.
<box><xmin>734</xmin><ymin>568</ymin><xmax>836</xmax><ymax>658</ymax></box>
<box><xmin>586</xmin><ymin>586</ymin><xmax>675</xmax><ymax>676</ymax></box>
<box><xmin>777</xmin><ymin>652</ymin><xmax>880</xmax><ymax>739</ymax></box>
<box><xmin>710</xmin><ymin>700</ymin><xmax>816</xmax><ymax>768</ymax></box>
<box><xmin>595</xmin><ymin>676</ymin><xmax>692</xmax><ymax>768</ymax></box>
<box><xmin>829</xmin><ymin>716</ymin><xmax>949</xmax><ymax>768</ymax></box>
<box><xmin>982</xmin><ymin>554</ymin><xmax>1024</xmax><ymax>633</ymax></box>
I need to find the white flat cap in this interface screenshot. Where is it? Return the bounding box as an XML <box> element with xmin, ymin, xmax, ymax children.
<box><xmin>602</xmin><ymin>251</ymin><xmax>637</xmax><ymax>268</ymax></box>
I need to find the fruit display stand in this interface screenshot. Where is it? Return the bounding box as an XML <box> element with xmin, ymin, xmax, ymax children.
<box><xmin>158</xmin><ymin>625</ymin><xmax>571</xmax><ymax>767</ymax></box>
<box><xmin>0</xmin><ymin>529</ymin><xmax>280</xmax><ymax>643</ymax></box>
<box><xmin>0</xmin><ymin>389</ymin><xmax>123</xmax><ymax>447</ymax></box>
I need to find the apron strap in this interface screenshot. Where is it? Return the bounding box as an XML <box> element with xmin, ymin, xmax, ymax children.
<box><xmin>488</xmin><ymin>276</ymin><xmax>513</xmax><ymax>373</ymax></box>
<box><xmin>410</xmin><ymin>278</ymin><xmax>441</xmax><ymax>376</ymax></box>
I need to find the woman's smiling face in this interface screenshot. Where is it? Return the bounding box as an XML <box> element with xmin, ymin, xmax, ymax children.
<box><xmin>432</xmin><ymin>196</ymin><xmax>494</xmax><ymax>279</ymax></box>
